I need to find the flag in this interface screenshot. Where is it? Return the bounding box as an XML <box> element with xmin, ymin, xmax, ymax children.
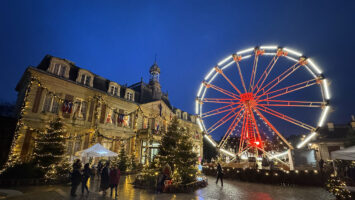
<box><xmin>159</xmin><ymin>103</ymin><xmax>162</xmax><ymax>116</ymax></box>
<box><xmin>62</xmin><ymin>100</ymin><xmax>73</xmax><ymax>113</ymax></box>
<box><xmin>123</xmin><ymin>115</ymin><xmax>130</xmax><ymax>127</ymax></box>
<box><xmin>118</xmin><ymin>114</ymin><xmax>124</xmax><ymax>125</ymax></box>
<box><xmin>106</xmin><ymin>114</ymin><xmax>111</xmax><ymax>123</ymax></box>
<box><xmin>155</xmin><ymin>121</ymin><xmax>159</xmax><ymax>131</ymax></box>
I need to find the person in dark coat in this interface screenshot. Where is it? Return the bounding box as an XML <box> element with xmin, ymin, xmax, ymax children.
<box><xmin>216</xmin><ymin>163</ymin><xmax>223</xmax><ymax>187</ymax></box>
<box><xmin>319</xmin><ymin>158</ymin><xmax>324</xmax><ymax>173</ymax></box>
<box><xmin>71</xmin><ymin>160</ymin><xmax>82</xmax><ymax>197</ymax></box>
<box><xmin>109</xmin><ymin>165</ymin><xmax>120</xmax><ymax>197</ymax></box>
<box><xmin>97</xmin><ymin>161</ymin><xmax>103</xmax><ymax>179</ymax></box>
<box><xmin>100</xmin><ymin>162</ymin><xmax>110</xmax><ymax>195</ymax></box>
<box><xmin>81</xmin><ymin>163</ymin><xmax>91</xmax><ymax>195</ymax></box>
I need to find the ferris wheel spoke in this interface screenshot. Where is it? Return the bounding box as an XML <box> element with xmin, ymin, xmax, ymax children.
<box><xmin>215</xmin><ymin>66</ymin><xmax>243</xmax><ymax>95</ymax></box>
<box><xmin>253</xmin><ymin>54</ymin><xmax>280</xmax><ymax>93</ymax></box>
<box><xmin>255</xmin><ymin>59</ymin><xmax>305</xmax><ymax>97</ymax></box>
<box><xmin>201</xmin><ymin>104</ymin><xmax>242</xmax><ymax>118</ymax></box>
<box><xmin>257</xmin><ymin>99</ymin><xmax>324</xmax><ymax>108</ymax></box>
<box><xmin>218</xmin><ymin>110</ymin><xmax>244</xmax><ymax>148</ymax></box>
<box><xmin>249</xmin><ymin>49</ymin><xmax>264</xmax><ymax>92</ymax></box>
<box><xmin>201</xmin><ymin>97</ymin><xmax>240</xmax><ymax>104</ymax></box>
<box><xmin>233</xmin><ymin>54</ymin><xmax>248</xmax><ymax>93</ymax></box>
<box><xmin>249</xmin><ymin>108</ymin><xmax>263</xmax><ymax>143</ymax></box>
<box><xmin>238</xmin><ymin>111</ymin><xmax>248</xmax><ymax>153</ymax></box>
<box><xmin>207</xmin><ymin>107</ymin><xmax>244</xmax><ymax>134</ymax></box>
<box><xmin>256</xmin><ymin>105</ymin><xmax>315</xmax><ymax>131</ymax></box>
<box><xmin>257</xmin><ymin>78</ymin><xmax>319</xmax><ymax>100</ymax></box>
<box><xmin>254</xmin><ymin>108</ymin><xmax>294</xmax><ymax>149</ymax></box>
<box><xmin>203</xmin><ymin>81</ymin><xmax>240</xmax><ymax>99</ymax></box>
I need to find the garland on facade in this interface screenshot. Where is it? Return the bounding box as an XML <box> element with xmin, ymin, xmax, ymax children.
<box><xmin>0</xmin><ymin>74</ymin><xmax>144</xmax><ymax>174</ymax></box>
<box><xmin>0</xmin><ymin>75</ymin><xmax>34</xmax><ymax>173</ymax></box>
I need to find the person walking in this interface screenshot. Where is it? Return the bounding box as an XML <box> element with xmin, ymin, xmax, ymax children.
<box><xmin>109</xmin><ymin>165</ymin><xmax>121</xmax><ymax>198</ymax></box>
<box><xmin>71</xmin><ymin>160</ymin><xmax>82</xmax><ymax>197</ymax></box>
<box><xmin>97</xmin><ymin>161</ymin><xmax>103</xmax><ymax>179</ymax></box>
<box><xmin>319</xmin><ymin>158</ymin><xmax>324</xmax><ymax>173</ymax></box>
<box><xmin>81</xmin><ymin>163</ymin><xmax>91</xmax><ymax>195</ymax></box>
<box><xmin>100</xmin><ymin>162</ymin><xmax>110</xmax><ymax>195</ymax></box>
<box><xmin>216</xmin><ymin>163</ymin><xmax>223</xmax><ymax>187</ymax></box>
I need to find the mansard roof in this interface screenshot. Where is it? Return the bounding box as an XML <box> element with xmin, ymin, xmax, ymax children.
<box><xmin>17</xmin><ymin>55</ymin><xmax>194</xmax><ymax>117</ymax></box>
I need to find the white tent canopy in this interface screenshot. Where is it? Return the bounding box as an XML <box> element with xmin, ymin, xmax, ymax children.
<box><xmin>75</xmin><ymin>143</ymin><xmax>118</xmax><ymax>157</ymax></box>
<box><xmin>331</xmin><ymin>145</ymin><xmax>355</xmax><ymax>160</ymax></box>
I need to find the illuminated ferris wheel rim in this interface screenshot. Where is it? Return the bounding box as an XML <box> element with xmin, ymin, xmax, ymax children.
<box><xmin>195</xmin><ymin>45</ymin><xmax>331</xmax><ymax>158</ymax></box>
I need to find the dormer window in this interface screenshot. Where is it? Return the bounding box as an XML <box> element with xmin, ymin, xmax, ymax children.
<box><xmin>76</xmin><ymin>69</ymin><xmax>94</xmax><ymax>87</ymax></box>
<box><xmin>53</xmin><ymin>63</ymin><xmax>67</xmax><ymax>77</ymax></box>
<box><xmin>183</xmin><ymin>112</ymin><xmax>188</xmax><ymax>120</ymax></box>
<box><xmin>110</xmin><ymin>86</ymin><xmax>118</xmax><ymax>96</ymax></box>
<box><xmin>175</xmin><ymin>110</ymin><xmax>181</xmax><ymax>118</ymax></box>
<box><xmin>127</xmin><ymin>92</ymin><xmax>133</xmax><ymax>101</ymax></box>
<box><xmin>80</xmin><ymin>74</ymin><xmax>91</xmax><ymax>86</ymax></box>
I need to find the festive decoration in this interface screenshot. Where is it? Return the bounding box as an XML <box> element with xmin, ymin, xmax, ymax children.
<box><xmin>326</xmin><ymin>173</ymin><xmax>352</xmax><ymax>200</ymax></box>
<box><xmin>196</xmin><ymin>46</ymin><xmax>331</xmax><ymax>162</ymax></box>
<box><xmin>118</xmin><ymin>147</ymin><xmax>128</xmax><ymax>172</ymax></box>
<box><xmin>32</xmin><ymin>117</ymin><xmax>68</xmax><ymax>180</ymax></box>
<box><xmin>203</xmin><ymin>166</ymin><xmax>324</xmax><ymax>186</ymax></box>
<box><xmin>157</xmin><ymin>117</ymin><xmax>198</xmax><ymax>184</ymax></box>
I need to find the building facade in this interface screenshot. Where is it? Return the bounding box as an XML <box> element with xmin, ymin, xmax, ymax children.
<box><xmin>12</xmin><ymin>55</ymin><xmax>202</xmax><ymax>164</ymax></box>
<box><xmin>309</xmin><ymin>116</ymin><xmax>355</xmax><ymax>161</ymax></box>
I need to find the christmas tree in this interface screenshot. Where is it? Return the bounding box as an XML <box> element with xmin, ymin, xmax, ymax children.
<box><xmin>129</xmin><ymin>154</ymin><xmax>137</xmax><ymax>171</ymax></box>
<box><xmin>118</xmin><ymin>147</ymin><xmax>128</xmax><ymax>172</ymax></box>
<box><xmin>157</xmin><ymin>117</ymin><xmax>198</xmax><ymax>184</ymax></box>
<box><xmin>32</xmin><ymin>117</ymin><xmax>67</xmax><ymax>180</ymax></box>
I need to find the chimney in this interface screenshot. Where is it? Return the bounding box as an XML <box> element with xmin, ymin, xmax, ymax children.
<box><xmin>327</xmin><ymin>122</ymin><xmax>334</xmax><ymax>131</ymax></box>
<box><xmin>351</xmin><ymin>115</ymin><xmax>355</xmax><ymax>130</ymax></box>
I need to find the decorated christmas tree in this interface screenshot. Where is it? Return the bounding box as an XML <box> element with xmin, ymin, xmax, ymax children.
<box><xmin>129</xmin><ymin>154</ymin><xmax>137</xmax><ymax>171</ymax></box>
<box><xmin>32</xmin><ymin>117</ymin><xmax>68</xmax><ymax>180</ymax></box>
<box><xmin>157</xmin><ymin>117</ymin><xmax>198</xmax><ymax>184</ymax></box>
<box><xmin>118</xmin><ymin>147</ymin><xmax>128</xmax><ymax>172</ymax></box>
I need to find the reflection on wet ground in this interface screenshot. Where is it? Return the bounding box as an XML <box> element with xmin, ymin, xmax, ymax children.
<box><xmin>12</xmin><ymin>175</ymin><xmax>334</xmax><ymax>200</ymax></box>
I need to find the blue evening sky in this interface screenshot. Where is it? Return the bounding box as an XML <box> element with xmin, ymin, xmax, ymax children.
<box><xmin>0</xmin><ymin>0</ymin><xmax>354</xmax><ymax>129</ymax></box>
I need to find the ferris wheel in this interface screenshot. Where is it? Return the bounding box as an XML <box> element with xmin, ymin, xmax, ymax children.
<box><xmin>195</xmin><ymin>46</ymin><xmax>331</xmax><ymax>163</ymax></box>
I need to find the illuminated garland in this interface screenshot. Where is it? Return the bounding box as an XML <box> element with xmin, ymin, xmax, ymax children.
<box><xmin>326</xmin><ymin>173</ymin><xmax>352</xmax><ymax>199</ymax></box>
<box><xmin>0</xmin><ymin>75</ymin><xmax>34</xmax><ymax>173</ymax></box>
<box><xmin>1</xmin><ymin>73</ymin><xmax>177</xmax><ymax>174</ymax></box>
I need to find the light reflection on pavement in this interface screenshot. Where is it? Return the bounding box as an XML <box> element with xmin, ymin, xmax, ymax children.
<box><xmin>10</xmin><ymin>175</ymin><xmax>334</xmax><ymax>200</ymax></box>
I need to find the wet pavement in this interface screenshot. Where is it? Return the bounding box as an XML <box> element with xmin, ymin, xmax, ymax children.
<box><xmin>6</xmin><ymin>175</ymin><xmax>334</xmax><ymax>200</ymax></box>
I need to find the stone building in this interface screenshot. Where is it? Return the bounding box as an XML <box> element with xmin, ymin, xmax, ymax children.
<box><xmin>13</xmin><ymin>55</ymin><xmax>202</xmax><ymax>164</ymax></box>
<box><xmin>309</xmin><ymin>116</ymin><xmax>355</xmax><ymax>161</ymax></box>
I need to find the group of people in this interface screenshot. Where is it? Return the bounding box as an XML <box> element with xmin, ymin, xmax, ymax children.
<box><xmin>70</xmin><ymin>159</ymin><xmax>121</xmax><ymax>198</ymax></box>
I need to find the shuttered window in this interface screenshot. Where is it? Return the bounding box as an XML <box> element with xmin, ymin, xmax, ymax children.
<box><xmin>99</xmin><ymin>104</ymin><xmax>106</xmax><ymax>123</ymax></box>
<box><xmin>88</xmin><ymin>101</ymin><xmax>94</xmax><ymax>122</ymax></box>
<box><xmin>32</xmin><ymin>87</ymin><xmax>43</xmax><ymax>113</ymax></box>
<box><xmin>81</xmin><ymin>101</ymin><xmax>87</xmax><ymax>119</ymax></box>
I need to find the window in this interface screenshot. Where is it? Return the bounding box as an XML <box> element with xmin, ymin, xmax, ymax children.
<box><xmin>53</xmin><ymin>64</ymin><xmax>67</xmax><ymax>77</ymax></box>
<box><xmin>183</xmin><ymin>113</ymin><xmax>188</xmax><ymax>120</ymax></box>
<box><xmin>176</xmin><ymin>111</ymin><xmax>181</xmax><ymax>118</ymax></box>
<box><xmin>74</xmin><ymin>99</ymin><xmax>88</xmax><ymax>118</ymax></box>
<box><xmin>80</xmin><ymin>74</ymin><xmax>91</xmax><ymax>86</ymax></box>
<box><xmin>127</xmin><ymin>92</ymin><xmax>134</xmax><ymax>101</ymax></box>
<box><xmin>42</xmin><ymin>94</ymin><xmax>59</xmax><ymax>113</ymax></box>
<box><xmin>110</xmin><ymin>86</ymin><xmax>118</xmax><ymax>96</ymax></box>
